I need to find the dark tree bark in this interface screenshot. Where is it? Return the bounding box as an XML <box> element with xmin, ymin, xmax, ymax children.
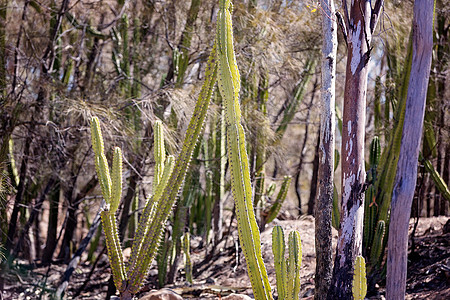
<box><xmin>386</xmin><ymin>2</ymin><xmax>434</xmax><ymax>299</ymax></box>
<box><xmin>57</xmin><ymin>176</ymin><xmax>97</xmax><ymax>262</ymax></box>
<box><xmin>308</xmin><ymin>131</ymin><xmax>320</xmax><ymax>215</ymax></box>
<box><xmin>5</xmin><ymin>133</ymin><xmax>32</xmax><ymax>252</ymax></box>
<box><xmin>42</xmin><ymin>181</ymin><xmax>61</xmax><ymax>264</ymax></box>
<box><xmin>315</xmin><ymin>1</ymin><xmax>337</xmax><ymax>298</ymax></box>
<box><xmin>328</xmin><ymin>1</ymin><xmax>383</xmax><ymax>298</ymax></box>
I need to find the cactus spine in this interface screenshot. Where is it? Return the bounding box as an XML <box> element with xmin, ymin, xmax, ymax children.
<box><xmin>216</xmin><ymin>1</ymin><xmax>272</xmax><ymax>298</ymax></box>
<box><xmin>352</xmin><ymin>256</ymin><xmax>367</xmax><ymax>300</ymax></box>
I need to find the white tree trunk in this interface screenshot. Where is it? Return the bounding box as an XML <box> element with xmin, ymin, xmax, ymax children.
<box><xmin>386</xmin><ymin>1</ymin><xmax>434</xmax><ymax>299</ymax></box>
<box><xmin>315</xmin><ymin>1</ymin><xmax>337</xmax><ymax>299</ymax></box>
<box><xmin>328</xmin><ymin>1</ymin><xmax>383</xmax><ymax>298</ymax></box>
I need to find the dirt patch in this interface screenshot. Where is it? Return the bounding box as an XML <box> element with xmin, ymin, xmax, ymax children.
<box><xmin>2</xmin><ymin>216</ymin><xmax>449</xmax><ymax>299</ymax></box>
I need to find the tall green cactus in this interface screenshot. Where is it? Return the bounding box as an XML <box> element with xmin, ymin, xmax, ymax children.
<box><xmin>271</xmin><ymin>226</ymin><xmax>303</xmax><ymax>300</ymax></box>
<box><xmin>125</xmin><ymin>38</ymin><xmax>217</xmax><ymax>295</ymax></box>
<box><xmin>216</xmin><ymin>1</ymin><xmax>272</xmax><ymax>298</ymax></box>
<box><xmin>90</xmin><ymin>30</ymin><xmax>217</xmax><ymax>294</ymax></box>
<box><xmin>352</xmin><ymin>256</ymin><xmax>367</xmax><ymax>300</ymax></box>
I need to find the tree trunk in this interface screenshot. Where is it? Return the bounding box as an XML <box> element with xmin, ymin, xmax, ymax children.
<box><xmin>328</xmin><ymin>1</ymin><xmax>383</xmax><ymax>298</ymax></box>
<box><xmin>42</xmin><ymin>181</ymin><xmax>61</xmax><ymax>264</ymax></box>
<box><xmin>386</xmin><ymin>2</ymin><xmax>434</xmax><ymax>299</ymax></box>
<box><xmin>315</xmin><ymin>1</ymin><xmax>337</xmax><ymax>298</ymax></box>
<box><xmin>308</xmin><ymin>131</ymin><xmax>320</xmax><ymax>215</ymax></box>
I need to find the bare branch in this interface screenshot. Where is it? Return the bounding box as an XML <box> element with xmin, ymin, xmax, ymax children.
<box><xmin>370</xmin><ymin>0</ymin><xmax>384</xmax><ymax>33</ymax></box>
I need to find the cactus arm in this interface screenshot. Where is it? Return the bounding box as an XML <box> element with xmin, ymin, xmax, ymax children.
<box><xmin>91</xmin><ymin>117</ymin><xmax>112</xmax><ymax>205</ymax></box>
<box><xmin>182</xmin><ymin>232</ymin><xmax>192</xmax><ymax>283</ymax></box>
<box><xmin>101</xmin><ymin>211</ymin><xmax>127</xmax><ymax>292</ymax></box>
<box><xmin>216</xmin><ymin>2</ymin><xmax>272</xmax><ymax>299</ymax></box>
<box><xmin>154</xmin><ymin>120</ymin><xmax>166</xmax><ymax>188</ymax></box>
<box><xmin>90</xmin><ymin>117</ymin><xmax>127</xmax><ymax>291</ymax></box>
<box><xmin>110</xmin><ymin>147</ymin><xmax>123</xmax><ymax>213</ymax></box>
<box><xmin>286</xmin><ymin>231</ymin><xmax>302</xmax><ymax>300</ymax></box>
<box><xmin>126</xmin><ymin>42</ymin><xmax>218</xmax><ymax>294</ymax></box>
<box><xmin>272</xmin><ymin>226</ymin><xmax>287</xmax><ymax>300</ymax></box>
<box><xmin>352</xmin><ymin>256</ymin><xmax>367</xmax><ymax>300</ymax></box>
<box><xmin>369</xmin><ymin>220</ymin><xmax>386</xmax><ymax>267</ymax></box>
<box><xmin>265</xmin><ymin>176</ymin><xmax>292</xmax><ymax>223</ymax></box>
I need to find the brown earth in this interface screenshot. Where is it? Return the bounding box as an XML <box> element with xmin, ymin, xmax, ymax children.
<box><xmin>2</xmin><ymin>216</ymin><xmax>449</xmax><ymax>299</ymax></box>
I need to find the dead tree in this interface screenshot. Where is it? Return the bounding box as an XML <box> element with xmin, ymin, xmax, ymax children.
<box><xmin>315</xmin><ymin>1</ymin><xmax>337</xmax><ymax>299</ymax></box>
<box><xmin>386</xmin><ymin>2</ymin><xmax>434</xmax><ymax>299</ymax></box>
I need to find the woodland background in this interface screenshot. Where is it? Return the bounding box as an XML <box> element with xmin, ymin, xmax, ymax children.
<box><xmin>0</xmin><ymin>0</ymin><xmax>448</xmax><ymax>299</ymax></box>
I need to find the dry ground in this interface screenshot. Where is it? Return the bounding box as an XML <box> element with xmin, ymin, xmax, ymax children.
<box><xmin>2</xmin><ymin>216</ymin><xmax>449</xmax><ymax>299</ymax></box>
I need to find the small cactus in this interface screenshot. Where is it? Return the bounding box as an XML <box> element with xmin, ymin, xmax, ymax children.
<box><xmin>352</xmin><ymin>256</ymin><xmax>367</xmax><ymax>300</ymax></box>
<box><xmin>271</xmin><ymin>226</ymin><xmax>302</xmax><ymax>300</ymax></box>
<box><xmin>182</xmin><ymin>232</ymin><xmax>192</xmax><ymax>283</ymax></box>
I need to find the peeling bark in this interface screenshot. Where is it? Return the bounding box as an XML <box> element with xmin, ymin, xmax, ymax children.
<box><xmin>328</xmin><ymin>1</ymin><xmax>383</xmax><ymax>298</ymax></box>
<box><xmin>386</xmin><ymin>2</ymin><xmax>434</xmax><ymax>299</ymax></box>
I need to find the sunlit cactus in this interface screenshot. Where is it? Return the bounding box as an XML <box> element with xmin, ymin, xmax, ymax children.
<box><xmin>272</xmin><ymin>226</ymin><xmax>287</xmax><ymax>300</ymax></box>
<box><xmin>153</xmin><ymin>120</ymin><xmax>166</xmax><ymax>188</ymax></box>
<box><xmin>90</xmin><ymin>117</ymin><xmax>126</xmax><ymax>292</ymax></box>
<box><xmin>271</xmin><ymin>226</ymin><xmax>302</xmax><ymax>300</ymax></box>
<box><xmin>216</xmin><ymin>0</ymin><xmax>272</xmax><ymax>298</ymax></box>
<box><xmin>352</xmin><ymin>256</ymin><xmax>367</xmax><ymax>300</ymax></box>
<box><xmin>287</xmin><ymin>231</ymin><xmax>302</xmax><ymax>300</ymax></box>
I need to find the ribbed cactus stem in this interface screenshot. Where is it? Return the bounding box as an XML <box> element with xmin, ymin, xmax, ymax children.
<box><xmin>272</xmin><ymin>226</ymin><xmax>287</xmax><ymax>300</ymax></box>
<box><xmin>352</xmin><ymin>256</ymin><xmax>367</xmax><ymax>300</ymax></box>
<box><xmin>110</xmin><ymin>147</ymin><xmax>123</xmax><ymax>213</ymax></box>
<box><xmin>216</xmin><ymin>1</ymin><xmax>272</xmax><ymax>299</ymax></box>
<box><xmin>91</xmin><ymin>117</ymin><xmax>111</xmax><ymax>205</ymax></box>
<box><xmin>370</xmin><ymin>220</ymin><xmax>386</xmax><ymax>266</ymax></box>
<box><xmin>369</xmin><ymin>137</ymin><xmax>381</xmax><ymax>166</ymax></box>
<box><xmin>154</xmin><ymin>120</ymin><xmax>166</xmax><ymax>188</ymax></box>
<box><xmin>182</xmin><ymin>232</ymin><xmax>192</xmax><ymax>283</ymax></box>
<box><xmin>287</xmin><ymin>231</ymin><xmax>302</xmax><ymax>300</ymax></box>
<box><xmin>101</xmin><ymin>210</ymin><xmax>126</xmax><ymax>292</ymax></box>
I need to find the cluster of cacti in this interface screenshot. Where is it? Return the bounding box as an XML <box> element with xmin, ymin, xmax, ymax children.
<box><xmin>272</xmin><ymin>226</ymin><xmax>302</xmax><ymax>300</ymax></box>
<box><xmin>89</xmin><ymin>4</ymin><xmax>219</xmax><ymax>292</ymax></box>
<box><xmin>91</xmin><ymin>117</ymin><xmax>127</xmax><ymax>292</ymax></box>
